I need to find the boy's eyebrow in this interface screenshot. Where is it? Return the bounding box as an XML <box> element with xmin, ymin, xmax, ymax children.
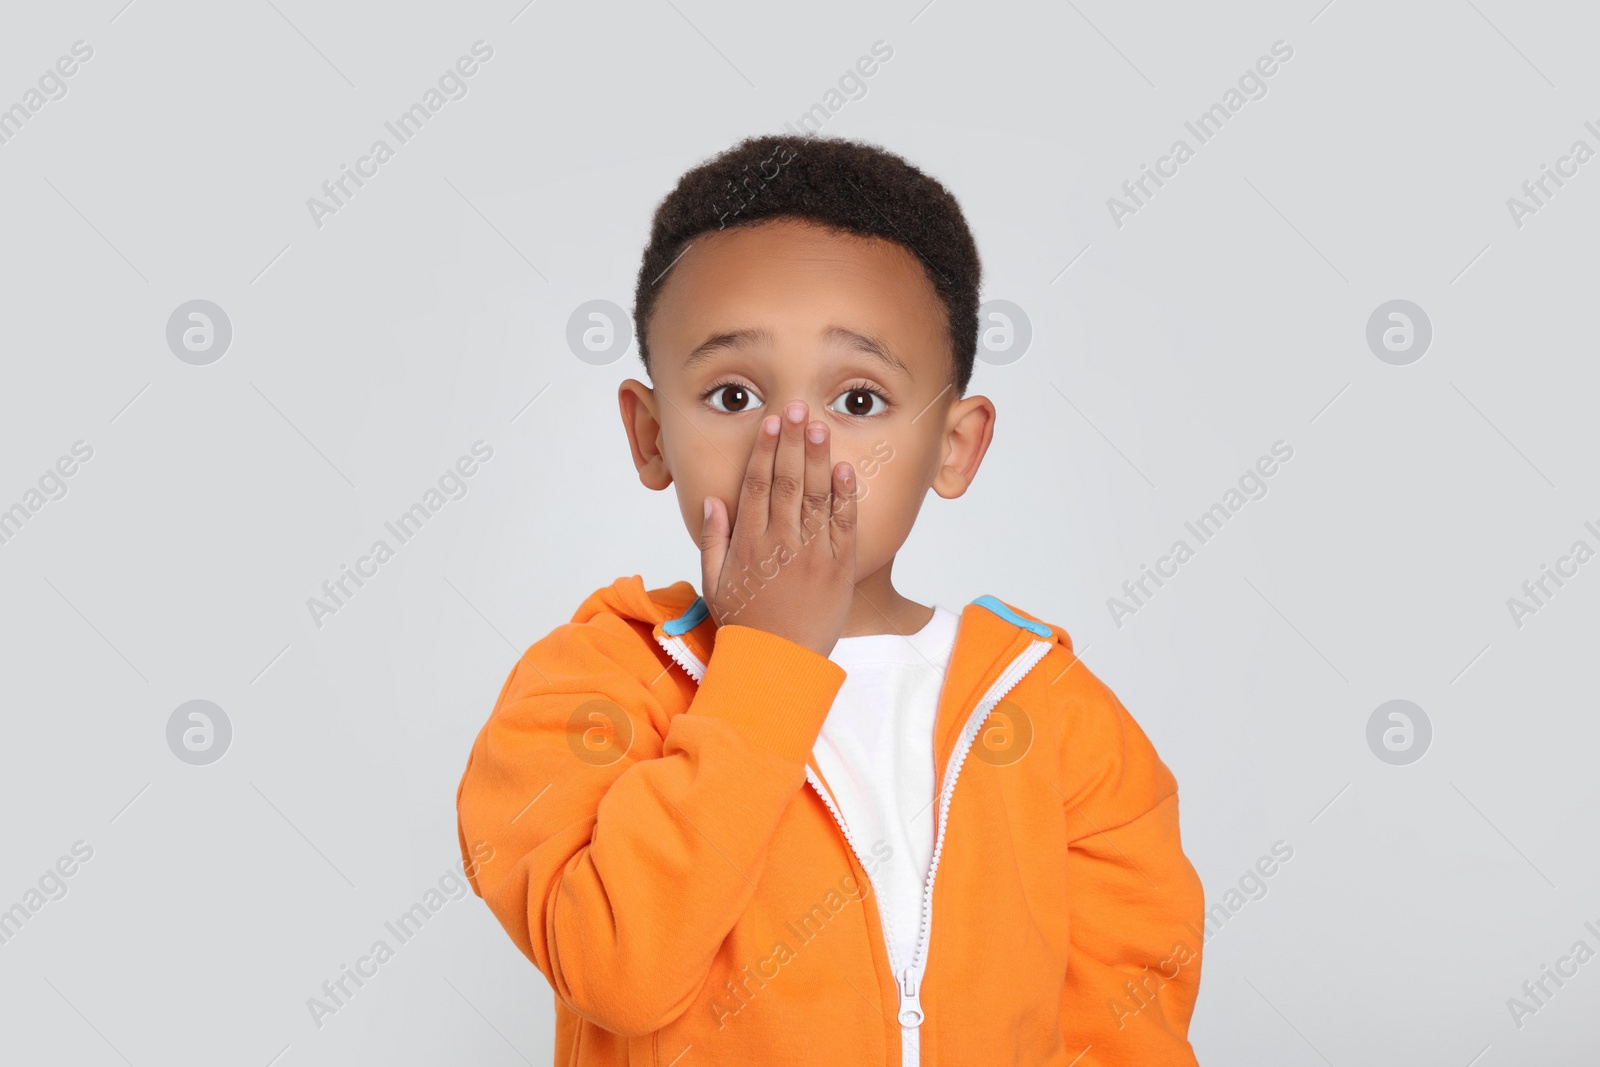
<box><xmin>681</xmin><ymin>325</ymin><xmax>910</xmax><ymax>377</ymax></box>
<box><xmin>683</xmin><ymin>327</ymin><xmax>771</xmax><ymax>369</ymax></box>
<box><xmin>824</xmin><ymin>326</ymin><xmax>911</xmax><ymax>378</ymax></box>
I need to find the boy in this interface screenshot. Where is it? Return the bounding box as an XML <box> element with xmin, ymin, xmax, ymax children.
<box><xmin>455</xmin><ymin>135</ymin><xmax>1205</xmax><ymax>1065</ymax></box>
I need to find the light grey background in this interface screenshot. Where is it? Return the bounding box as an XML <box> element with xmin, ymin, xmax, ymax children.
<box><xmin>2</xmin><ymin>0</ymin><xmax>1596</xmax><ymax>1064</ymax></box>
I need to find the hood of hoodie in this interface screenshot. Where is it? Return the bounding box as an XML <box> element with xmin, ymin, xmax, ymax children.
<box><xmin>573</xmin><ymin>573</ymin><xmax>1075</xmax><ymax>651</ymax></box>
<box><xmin>573</xmin><ymin>574</ymin><xmax>1078</xmax><ymax>780</ymax></box>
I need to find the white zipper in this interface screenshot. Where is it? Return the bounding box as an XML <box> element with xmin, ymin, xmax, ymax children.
<box><xmin>803</xmin><ymin>762</ymin><xmax>905</xmax><ymax>965</ymax></box>
<box><xmin>655</xmin><ymin>631</ymin><xmax>707</xmax><ymax>683</ymax></box>
<box><xmin>655</xmin><ymin>624</ymin><xmax>1053</xmax><ymax>1067</ymax></box>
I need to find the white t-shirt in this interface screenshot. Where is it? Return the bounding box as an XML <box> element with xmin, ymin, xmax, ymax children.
<box><xmin>814</xmin><ymin>604</ymin><xmax>961</xmax><ymax>975</ymax></box>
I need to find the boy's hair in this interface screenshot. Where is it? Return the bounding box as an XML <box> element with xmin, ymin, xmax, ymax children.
<box><xmin>632</xmin><ymin>134</ymin><xmax>982</xmax><ymax>397</ymax></box>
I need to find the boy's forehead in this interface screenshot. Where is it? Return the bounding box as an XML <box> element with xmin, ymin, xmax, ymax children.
<box><xmin>671</xmin><ymin>219</ymin><xmax>915</xmax><ymax>282</ymax></box>
<box><xmin>651</xmin><ymin>218</ymin><xmax>948</xmax><ymax>361</ymax></box>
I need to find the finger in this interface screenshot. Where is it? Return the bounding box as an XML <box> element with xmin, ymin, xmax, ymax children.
<box><xmin>829</xmin><ymin>459</ymin><xmax>857</xmax><ymax>565</ymax></box>
<box><xmin>772</xmin><ymin>399</ymin><xmax>808</xmax><ymax>532</ymax></box>
<box><xmin>699</xmin><ymin>494</ymin><xmax>729</xmax><ymax>605</ymax></box>
<box><xmin>801</xmin><ymin>418</ymin><xmax>833</xmax><ymax>545</ymax></box>
<box><xmin>735</xmin><ymin>413</ymin><xmax>782</xmax><ymax>538</ymax></box>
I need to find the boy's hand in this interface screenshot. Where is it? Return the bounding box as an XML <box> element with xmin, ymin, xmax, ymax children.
<box><xmin>699</xmin><ymin>400</ymin><xmax>858</xmax><ymax>659</ymax></box>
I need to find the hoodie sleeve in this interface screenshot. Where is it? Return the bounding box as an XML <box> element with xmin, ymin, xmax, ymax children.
<box><xmin>1053</xmin><ymin>659</ymin><xmax>1205</xmax><ymax>1065</ymax></box>
<box><xmin>455</xmin><ymin>614</ymin><xmax>846</xmax><ymax>1037</ymax></box>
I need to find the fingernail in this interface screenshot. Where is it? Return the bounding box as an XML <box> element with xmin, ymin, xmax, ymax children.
<box><xmin>807</xmin><ymin>422</ymin><xmax>825</xmax><ymax>443</ymax></box>
<box><xmin>786</xmin><ymin>401</ymin><xmax>806</xmax><ymax>423</ymax></box>
<box><xmin>703</xmin><ymin>497</ymin><xmax>712</xmax><ymax>519</ymax></box>
<box><xmin>763</xmin><ymin>415</ymin><xmax>780</xmax><ymax>435</ymax></box>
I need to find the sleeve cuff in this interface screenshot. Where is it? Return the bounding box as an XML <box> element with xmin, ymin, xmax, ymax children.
<box><xmin>687</xmin><ymin>623</ymin><xmax>846</xmax><ymax>765</ymax></box>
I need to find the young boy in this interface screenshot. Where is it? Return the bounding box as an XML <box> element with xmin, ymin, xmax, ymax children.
<box><xmin>455</xmin><ymin>135</ymin><xmax>1205</xmax><ymax>1065</ymax></box>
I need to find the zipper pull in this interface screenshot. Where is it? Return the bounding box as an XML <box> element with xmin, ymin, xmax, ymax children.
<box><xmin>897</xmin><ymin>966</ymin><xmax>924</xmax><ymax>1026</ymax></box>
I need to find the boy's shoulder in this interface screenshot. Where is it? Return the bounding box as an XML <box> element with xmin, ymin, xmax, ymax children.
<box><xmin>975</xmin><ymin>593</ymin><xmax>1116</xmax><ymax>711</ymax></box>
<box><xmin>568</xmin><ymin>573</ymin><xmax>698</xmax><ymax>628</ymax></box>
<box><xmin>493</xmin><ymin>575</ymin><xmax>689</xmax><ymax>705</ymax></box>
<box><xmin>987</xmin><ymin>593</ymin><xmax>1180</xmax><ymax>810</ymax></box>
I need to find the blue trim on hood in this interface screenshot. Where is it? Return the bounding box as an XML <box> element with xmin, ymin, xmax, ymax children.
<box><xmin>970</xmin><ymin>595</ymin><xmax>1053</xmax><ymax>638</ymax></box>
<box><xmin>663</xmin><ymin>597</ymin><xmax>709</xmax><ymax>636</ymax></box>
<box><xmin>664</xmin><ymin>593</ymin><xmax>1051</xmax><ymax>640</ymax></box>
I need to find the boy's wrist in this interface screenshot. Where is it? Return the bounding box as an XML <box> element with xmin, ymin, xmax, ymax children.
<box><xmin>688</xmin><ymin>623</ymin><xmax>846</xmax><ymax>765</ymax></box>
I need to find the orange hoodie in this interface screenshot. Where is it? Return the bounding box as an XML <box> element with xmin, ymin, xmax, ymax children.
<box><xmin>455</xmin><ymin>575</ymin><xmax>1205</xmax><ymax>1066</ymax></box>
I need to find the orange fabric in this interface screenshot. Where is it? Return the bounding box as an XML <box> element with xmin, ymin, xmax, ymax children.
<box><xmin>455</xmin><ymin>575</ymin><xmax>1205</xmax><ymax>1065</ymax></box>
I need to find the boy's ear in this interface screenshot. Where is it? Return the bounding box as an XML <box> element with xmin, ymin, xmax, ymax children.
<box><xmin>930</xmin><ymin>395</ymin><xmax>996</xmax><ymax>500</ymax></box>
<box><xmin>618</xmin><ymin>380</ymin><xmax>674</xmax><ymax>490</ymax></box>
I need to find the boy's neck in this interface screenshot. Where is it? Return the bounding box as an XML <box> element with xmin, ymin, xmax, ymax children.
<box><xmin>838</xmin><ymin>561</ymin><xmax>935</xmax><ymax>639</ymax></box>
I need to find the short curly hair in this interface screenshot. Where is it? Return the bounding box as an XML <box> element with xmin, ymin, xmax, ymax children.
<box><xmin>632</xmin><ymin>133</ymin><xmax>982</xmax><ymax>397</ymax></box>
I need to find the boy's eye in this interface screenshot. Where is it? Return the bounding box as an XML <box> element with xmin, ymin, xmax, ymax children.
<box><xmin>830</xmin><ymin>388</ymin><xmax>888</xmax><ymax>418</ymax></box>
<box><xmin>705</xmin><ymin>382</ymin><xmax>762</xmax><ymax>414</ymax></box>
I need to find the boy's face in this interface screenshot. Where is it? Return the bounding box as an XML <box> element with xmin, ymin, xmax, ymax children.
<box><xmin>618</xmin><ymin>217</ymin><xmax>994</xmax><ymax>585</ymax></box>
